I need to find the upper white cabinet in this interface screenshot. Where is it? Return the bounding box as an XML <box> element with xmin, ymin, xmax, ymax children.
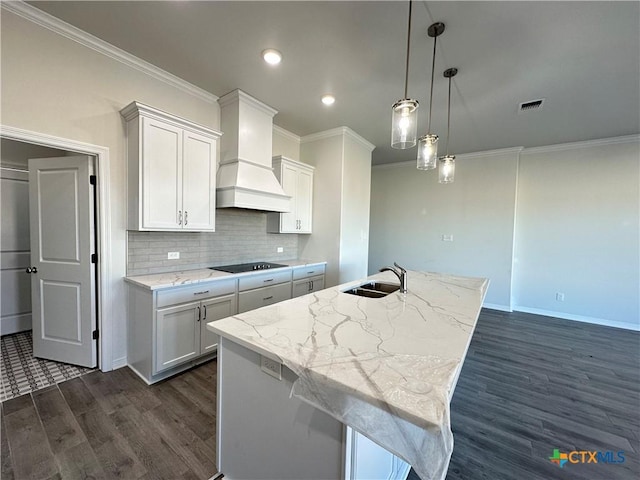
<box><xmin>121</xmin><ymin>101</ymin><xmax>222</xmax><ymax>231</ymax></box>
<box><xmin>267</xmin><ymin>156</ymin><xmax>314</xmax><ymax>234</ymax></box>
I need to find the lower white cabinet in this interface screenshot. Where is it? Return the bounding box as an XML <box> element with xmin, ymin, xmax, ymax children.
<box><xmin>292</xmin><ymin>264</ymin><xmax>326</xmax><ymax>298</ymax></box>
<box><xmin>155</xmin><ymin>293</ymin><xmax>235</xmax><ymax>374</ymax></box>
<box><xmin>238</xmin><ymin>269</ymin><xmax>292</xmax><ymax>314</ymax></box>
<box><xmin>128</xmin><ymin>278</ymin><xmax>237</xmax><ymax>384</ymax></box>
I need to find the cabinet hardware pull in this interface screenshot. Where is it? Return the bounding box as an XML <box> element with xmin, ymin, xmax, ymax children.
<box><xmin>26</xmin><ymin>267</ymin><xmax>32</xmax><ymax>273</ymax></box>
<box><xmin>194</xmin><ymin>290</ymin><xmax>210</xmax><ymax>295</ymax></box>
<box><xmin>184</xmin><ymin>211</ymin><xmax>188</xmax><ymax>225</ymax></box>
<box><xmin>263</xmin><ymin>296</ymin><xmax>273</xmax><ymax>301</ymax></box>
<box><xmin>178</xmin><ymin>210</ymin><xmax>183</xmax><ymax>225</ymax></box>
<box><xmin>32</xmin><ymin>267</ymin><xmax>37</xmax><ymax>273</ymax></box>
<box><xmin>307</xmin><ymin>271</ymin><xmax>314</xmax><ymax>274</ymax></box>
<box><xmin>197</xmin><ymin>306</ymin><xmax>201</xmax><ymax>321</ymax></box>
<box><xmin>308</xmin><ymin>281</ymin><xmax>312</xmax><ymax>291</ymax></box>
<box><xmin>263</xmin><ymin>279</ymin><xmax>274</xmax><ymax>283</ymax></box>
<box><xmin>202</xmin><ymin>305</ymin><xmax>207</xmax><ymax>320</ymax></box>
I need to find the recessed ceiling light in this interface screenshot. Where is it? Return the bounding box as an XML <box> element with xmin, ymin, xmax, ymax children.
<box><xmin>321</xmin><ymin>94</ymin><xmax>335</xmax><ymax>106</ymax></box>
<box><xmin>262</xmin><ymin>49</ymin><xmax>282</xmax><ymax>65</ymax></box>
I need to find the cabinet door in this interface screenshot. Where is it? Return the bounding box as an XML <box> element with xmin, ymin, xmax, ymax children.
<box><xmin>155</xmin><ymin>301</ymin><xmax>200</xmax><ymax>373</ymax></box>
<box><xmin>292</xmin><ymin>275</ymin><xmax>325</xmax><ymax>298</ymax></box>
<box><xmin>296</xmin><ymin>168</ymin><xmax>313</xmax><ymax>233</ymax></box>
<box><xmin>279</xmin><ymin>163</ymin><xmax>299</xmax><ymax>233</ymax></box>
<box><xmin>308</xmin><ymin>275</ymin><xmax>324</xmax><ymax>293</ymax></box>
<box><xmin>142</xmin><ymin>118</ymin><xmax>183</xmax><ymax>230</ymax></box>
<box><xmin>182</xmin><ymin>131</ymin><xmax>216</xmax><ymax>231</ymax></box>
<box><xmin>201</xmin><ymin>294</ymin><xmax>237</xmax><ymax>354</ymax></box>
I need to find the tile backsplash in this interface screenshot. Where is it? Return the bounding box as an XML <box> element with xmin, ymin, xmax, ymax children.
<box><xmin>127</xmin><ymin>209</ymin><xmax>298</xmax><ymax>276</ymax></box>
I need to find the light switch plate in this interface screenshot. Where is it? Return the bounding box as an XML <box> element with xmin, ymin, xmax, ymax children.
<box><xmin>277</xmin><ymin>247</ymin><xmax>284</xmax><ymax>253</ymax></box>
<box><xmin>167</xmin><ymin>251</ymin><xmax>180</xmax><ymax>260</ymax></box>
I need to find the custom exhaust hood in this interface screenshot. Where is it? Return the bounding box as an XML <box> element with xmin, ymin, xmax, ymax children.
<box><xmin>216</xmin><ymin>89</ymin><xmax>291</xmax><ymax>212</ymax></box>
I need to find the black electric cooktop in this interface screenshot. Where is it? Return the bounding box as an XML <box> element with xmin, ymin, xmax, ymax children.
<box><xmin>210</xmin><ymin>262</ymin><xmax>288</xmax><ymax>274</ymax></box>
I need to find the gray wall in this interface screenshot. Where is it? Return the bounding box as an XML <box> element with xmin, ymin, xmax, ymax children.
<box><xmin>369</xmin><ymin>136</ymin><xmax>639</xmax><ymax>330</ymax></box>
<box><xmin>127</xmin><ymin>209</ymin><xmax>298</xmax><ymax>276</ymax></box>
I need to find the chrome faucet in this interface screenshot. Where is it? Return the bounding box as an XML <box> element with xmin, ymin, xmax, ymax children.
<box><xmin>379</xmin><ymin>262</ymin><xmax>408</xmax><ymax>293</ymax></box>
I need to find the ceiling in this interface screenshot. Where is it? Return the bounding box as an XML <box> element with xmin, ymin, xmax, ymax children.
<box><xmin>28</xmin><ymin>1</ymin><xmax>640</xmax><ymax>165</ymax></box>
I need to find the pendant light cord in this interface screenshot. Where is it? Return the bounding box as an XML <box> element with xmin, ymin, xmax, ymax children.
<box><xmin>445</xmin><ymin>74</ymin><xmax>452</xmax><ymax>155</ymax></box>
<box><xmin>403</xmin><ymin>0</ymin><xmax>413</xmax><ymax>99</ymax></box>
<box><xmin>427</xmin><ymin>33</ymin><xmax>437</xmax><ymax>132</ymax></box>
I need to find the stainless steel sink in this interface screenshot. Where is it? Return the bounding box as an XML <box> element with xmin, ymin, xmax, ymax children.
<box><xmin>342</xmin><ymin>281</ymin><xmax>400</xmax><ymax>298</ymax></box>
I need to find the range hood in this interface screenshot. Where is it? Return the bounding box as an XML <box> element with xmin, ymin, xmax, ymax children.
<box><xmin>216</xmin><ymin>89</ymin><xmax>291</xmax><ymax>212</ymax></box>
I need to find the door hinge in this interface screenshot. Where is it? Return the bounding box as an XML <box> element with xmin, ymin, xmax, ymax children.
<box><xmin>92</xmin><ymin>329</ymin><xmax>99</xmax><ymax>340</ymax></box>
<box><xmin>89</xmin><ymin>175</ymin><xmax>97</xmax><ymax>185</ymax></box>
<box><xmin>91</xmin><ymin>253</ymin><xmax>98</xmax><ymax>263</ymax></box>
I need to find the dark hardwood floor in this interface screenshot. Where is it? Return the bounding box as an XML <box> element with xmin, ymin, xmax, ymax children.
<box><xmin>1</xmin><ymin>360</ymin><xmax>218</xmax><ymax>480</ymax></box>
<box><xmin>2</xmin><ymin>310</ymin><xmax>639</xmax><ymax>480</ymax></box>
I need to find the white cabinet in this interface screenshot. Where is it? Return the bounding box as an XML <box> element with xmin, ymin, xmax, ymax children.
<box><xmin>121</xmin><ymin>101</ymin><xmax>221</xmax><ymax>232</ymax></box>
<box><xmin>267</xmin><ymin>156</ymin><xmax>314</xmax><ymax>234</ymax></box>
<box><xmin>291</xmin><ymin>264</ymin><xmax>326</xmax><ymax>298</ymax></box>
<box><xmin>238</xmin><ymin>269</ymin><xmax>292</xmax><ymax>313</ymax></box>
<box><xmin>128</xmin><ymin>278</ymin><xmax>237</xmax><ymax>384</ymax></box>
<box><xmin>155</xmin><ymin>293</ymin><xmax>236</xmax><ymax>374</ymax></box>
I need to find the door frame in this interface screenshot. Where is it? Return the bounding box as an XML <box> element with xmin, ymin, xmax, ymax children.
<box><xmin>1</xmin><ymin>124</ymin><xmax>113</xmax><ymax>371</ymax></box>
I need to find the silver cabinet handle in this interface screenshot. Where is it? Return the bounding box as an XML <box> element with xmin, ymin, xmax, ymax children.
<box><xmin>178</xmin><ymin>210</ymin><xmax>183</xmax><ymax>225</ymax></box>
<box><xmin>184</xmin><ymin>211</ymin><xmax>188</xmax><ymax>226</ymax></box>
<box><xmin>196</xmin><ymin>306</ymin><xmax>201</xmax><ymax>322</ymax></box>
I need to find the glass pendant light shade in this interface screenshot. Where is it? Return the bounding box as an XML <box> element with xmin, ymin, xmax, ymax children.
<box><xmin>438</xmin><ymin>155</ymin><xmax>455</xmax><ymax>183</ymax></box>
<box><xmin>392</xmin><ymin>99</ymin><xmax>419</xmax><ymax>149</ymax></box>
<box><xmin>417</xmin><ymin>134</ymin><xmax>439</xmax><ymax>170</ymax></box>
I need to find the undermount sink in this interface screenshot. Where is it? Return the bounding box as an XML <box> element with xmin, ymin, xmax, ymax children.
<box><xmin>342</xmin><ymin>281</ymin><xmax>401</xmax><ymax>298</ymax></box>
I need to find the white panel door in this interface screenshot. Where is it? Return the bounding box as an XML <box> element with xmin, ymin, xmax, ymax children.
<box><xmin>200</xmin><ymin>293</ymin><xmax>236</xmax><ymax>354</ymax></box>
<box><xmin>182</xmin><ymin>131</ymin><xmax>216</xmax><ymax>231</ymax></box>
<box><xmin>28</xmin><ymin>156</ymin><xmax>96</xmax><ymax>367</ymax></box>
<box><xmin>142</xmin><ymin>117</ymin><xmax>183</xmax><ymax>230</ymax></box>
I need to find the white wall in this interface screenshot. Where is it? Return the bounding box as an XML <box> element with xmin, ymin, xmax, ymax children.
<box><xmin>514</xmin><ymin>138</ymin><xmax>639</xmax><ymax>329</ymax></box>
<box><xmin>369</xmin><ymin>136</ymin><xmax>640</xmax><ymax>330</ymax></box>
<box><xmin>369</xmin><ymin>149</ymin><xmax>520</xmax><ymax>309</ymax></box>
<box><xmin>339</xmin><ymin>135</ymin><xmax>372</xmax><ymax>284</ymax></box>
<box><xmin>273</xmin><ymin>125</ymin><xmax>301</xmax><ymax>161</ymax></box>
<box><xmin>1</xmin><ymin>9</ymin><xmax>220</xmax><ymax>365</ymax></box>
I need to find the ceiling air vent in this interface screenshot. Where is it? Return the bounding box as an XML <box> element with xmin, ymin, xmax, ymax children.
<box><xmin>518</xmin><ymin>98</ymin><xmax>545</xmax><ymax>113</ymax></box>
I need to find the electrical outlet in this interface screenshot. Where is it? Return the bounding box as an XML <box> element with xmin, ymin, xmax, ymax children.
<box><xmin>441</xmin><ymin>234</ymin><xmax>454</xmax><ymax>242</ymax></box>
<box><xmin>556</xmin><ymin>292</ymin><xmax>565</xmax><ymax>302</ymax></box>
<box><xmin>277</xmin><ymin>247</ymin><xmax>284</xmax><ymax>253</ymax></box>
<box><xmin>167</xmin><ymin>251</ymin><xmax>180</xmax><ymax>260</ymax></box>
<box><xmin>261</xmin><ymin>355</ymin><xmax>282</xmax><ymax>380</ymax></box>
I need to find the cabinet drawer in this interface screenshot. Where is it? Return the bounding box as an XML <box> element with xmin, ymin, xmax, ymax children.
<box><xmin>238</xmin><ymin>283</ymin><xmax>291</xmax><ymax>314</ymax></box>
<box><xmin>238</xmin><ymin>269</ymin><xmax>292</xmax><ymax>292</ymax></box>
<box><xmin>292</xmin><ymin>264</ymin><xmax>325</xmax><ymax>280</ymax></box>
<box><xmin>156</xmin><ymin>279</ymin><xmax>236</xmax><ymax>308</ymax></box>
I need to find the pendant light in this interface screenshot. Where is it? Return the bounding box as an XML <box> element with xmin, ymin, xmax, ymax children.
<box><xmin>391</xmin><ymin>1</ymin><xmax>419</xmax><ymax>149</ymax></box>
<box><xmin>439</xmin><ymin>67</ymin><xmax>458</xmax><ymax>184</ymax></box>
<box><xmin>417</xmin><ymin>22</ymin><xmax>445</xmax><ymax>170</ymax></box>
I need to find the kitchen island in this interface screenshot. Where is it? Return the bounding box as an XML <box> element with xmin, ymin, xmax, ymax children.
<box><xmin>208</xmin><ymin>270</ymin><xmax>488</xmax><ymax>480</ymax></box>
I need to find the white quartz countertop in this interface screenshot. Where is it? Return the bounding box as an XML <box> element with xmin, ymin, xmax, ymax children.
<box><xmin>124</xmin><ymin>259</ymin><xmax>326</xmax><ymax>290</ymax></box>
<box><xmin>208</xmin><ymin>269</ymin><xmax>488</xmax><ymax>480</ymax></box>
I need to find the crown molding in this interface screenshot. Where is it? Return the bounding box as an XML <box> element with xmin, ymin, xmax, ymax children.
<box><xmin>2</xmin><ymin>1</ymin><xmax>218</xmax><ymax>104</ymax></box>
<box><xmin>301</xmin><ymin>126</ymin><xmax>375</xmax><ymax>152</ymax></box>
<box><xmin>521</xmin><ymin>134</ymin><xmax>640</xmax><ymax>155</ymax></box>
<box><xmin>273</xmin><ymin>125</ymin><xmax>301</xmax><ymax>144</ymax></box>
<box><xmin>373</xmin><ymin>146</ymin><xmax>524</xmax><ymax>169</ymax></box>
<box><xmin>218</xmin><ymin>89</ymin><xmax>277</xmax><ymax>117</ymax></box>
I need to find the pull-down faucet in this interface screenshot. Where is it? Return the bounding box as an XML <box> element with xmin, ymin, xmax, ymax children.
<box><xmin>379</xmin><ymin>262</ymin><xmax>408</xmax><ymax>293</ymax></box>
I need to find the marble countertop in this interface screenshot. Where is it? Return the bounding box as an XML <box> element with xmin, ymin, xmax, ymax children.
<box><xmin>208</xmin><ymin>269</ymin><xmax>489</xmax><ymax>480</ymax></box>
<box><xmin>124</xmin><ymin>259</ymin><xmax>326</xmax><ymax>290</ymax></box>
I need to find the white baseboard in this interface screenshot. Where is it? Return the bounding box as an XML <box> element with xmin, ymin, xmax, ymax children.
<box><xmin>482</xmin><ymin>302</ymin><xmax>512</xmax><ymax>312</ymax></box>
<box><xmin>0</xmin><ymin>314</ymin><xmax>32</xmax><ymax>336</ymax></box>
<box><xmin>513</xmin><ymin>306</ymin><xmax>640</xmax><ymax>332</ymax></box>
<box><xmin>111</xmin><ymin>356</ymin><xmax>128</xmax><ymax>369</ymax></box>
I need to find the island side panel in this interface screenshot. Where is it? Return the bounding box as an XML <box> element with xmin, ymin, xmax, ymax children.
<box><xmin>217</xmin><ymin>336</ymin><xmax>345</xmax><ymax>480</ymax></box>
